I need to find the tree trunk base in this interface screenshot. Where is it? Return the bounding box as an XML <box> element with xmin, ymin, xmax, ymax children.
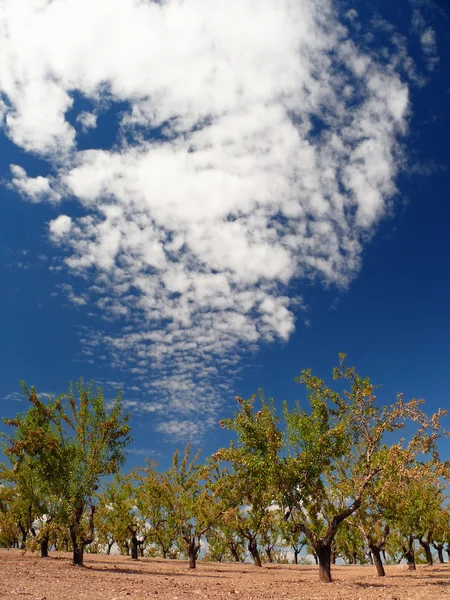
<box><xmin>315</xmin><ymin>544</ymin><xmax>332</xmax><ymax>583</ymax></box>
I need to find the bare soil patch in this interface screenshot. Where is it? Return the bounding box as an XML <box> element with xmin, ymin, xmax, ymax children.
<box><xmin>1</xmin><ymin>550</ymin><xmax>450</xmax><ymax>600</ymax></box>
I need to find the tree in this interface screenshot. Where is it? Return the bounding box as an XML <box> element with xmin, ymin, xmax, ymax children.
<box><xmin>431</xmin><ymin>507</ymin><xmax>450</xmax><ymax>563</ymax></box>
<box><xmin>3</xmin><ymin>380</ymin><xmax>131</xmax><ymax>566</ymax></box>
<box><xmin>205</xmin><ymin>518</ymin><xmax>246</xmax><ymax>563</ymax></box>
<box><xmin>96</xmin><ymin>474</ymin><xmax>147</xmax><ymax>559</ymax></box>
<box><xmin>279</xmin><ymin>509</ymin><xmax>308</xmax><ymax>564</ymax></box>
<box><xmin>134</xmin><ymin>463</ymin><xmax>178</xmax><ymax>559</ymax></box>
<box><xmin>259</xmin><ymin>509</ymin><xmax>282</xmax><ymax>563</ymax></box>
<box><xmin>0</xmin><ymin>460</ymin><xmax>42</xmax><ymax>550</ymax></box>
<box><xmin>0</xmin><ymin>483</ymin><xmax>21</xmax><ymax>548</ymax></box>
<box><xmin>333</xmin><ymin>521</ymin><xmax>366</xmax><ymax>565</ymax></box>
<box><xmin>218</xmin><ymin>355</ymin><xmax>449</xmax><ymax>582</ymax></box>
<box><xmin>214</xmin><ymin>394</ymin><xmax>283</xmax><ymax>567</ymax></box>
<box><xmin>139</xmin><ymin>445</ymin><xmax>226</xmax><ymax>569</ymax></box>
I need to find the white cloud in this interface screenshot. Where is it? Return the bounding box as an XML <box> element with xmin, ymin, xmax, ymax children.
<box><xmin>49</xmin><ymin>214</ymin><xmax>72</xmax><ymax>238</ymax></box>
<box><xmin>76</xmin><ymin>111</ymin><xmax>97</xmax><ymax>132</ymax></box>
<box><xmin>9</xmin><ymin>164</ymin><xmax>61</xmax><ymax>203</ymax></box>
<box><xmin>412</xmin><ymin>10</ymin><xmax>439</xmax><ymax>71</ymax></box>
<box><xmin>0</xmin><ymin>0</ymin><xmax>413</xmax><ymax>438</ymax></box>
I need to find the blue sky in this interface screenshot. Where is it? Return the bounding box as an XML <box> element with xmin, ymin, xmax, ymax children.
<box><xmin>1</xmin><ymin>0</ymin><xmax>449</xmax><ymax>470</ymax></box>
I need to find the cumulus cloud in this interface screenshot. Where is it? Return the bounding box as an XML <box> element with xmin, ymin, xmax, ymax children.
<box><xmin>49</xmin><ymin>214</ymin><xmax>72</xmax><ymax>238</ymax></box>
<box><xmin>9</xmin><ymin>164</ymin><xmax>61</xmax><ymax>203</ymax></box>
<box><xmin>0</xmin><ymin>0</ymin><xmax>414</xmax><ymax>438</ymax></box>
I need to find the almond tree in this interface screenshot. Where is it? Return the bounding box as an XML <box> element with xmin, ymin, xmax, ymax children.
<box><xmin>97</xmin><ymin>474</ymin><xmax>147</xmax><ymax>559</ymax></box>
<box><xmin>218</xmin><ymin>355</ymin><xmax>448</xmax><ymax>583</ymax></box>
<box><xmin>333</xmin><ymin>521</ymin><xmax>366</xmax><ymax>565</ymax></box>
<box><xmin>204</xmin><ymin>518</ymin><xmax>246</xmax><ymax>563</ymax></box>
<box><xmin>214</xmin><ymin>394</ymin><xmax>284</xmax><ymax>567</ymax></box>
<box><xmin>3</xmin><ymin>380</ymin><xmax>131</xmax><ymax>566</ymax></box>
<box><xmin>134</xmin><ymin>463</ymin><xmax>178</xmax><ymax>559</ymax></box>
<box><xmin>279</xmin><ymin>512</ymin><xmax>308</xmax><ymax>565</ymax></box>
<box><xmin>0</xmin><ymin>459</ymin><xmax>43</xmax><ymax>550</ymax></box>
<box><xmin>284</xmin><ymin>358</ymin><xmax>448</xmax><ymax>582</ymax></box>
<box><xmin>139</xmin><ymin>444</ymin><xmax>226</xmax><ymax>569</ymax></box>
<box><xmin>431</xmin><ymin>507</ymin><xmax>450</xmax><ymax>563</ymax></box>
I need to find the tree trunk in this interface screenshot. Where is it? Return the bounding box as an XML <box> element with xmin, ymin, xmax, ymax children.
<box><xmin>265</xmin><ymin>547</ymin><xmax>273</xmax><ymax>563</ymax></box>
<box><xmin>106</xmin><ymin>541</ymin><xmax>113</xmax><ymax>555</ymax></box>
<box><xmin>248</xmin><ymin>538</ymin><xmax>262</xmax><ymax>567</ymax></box>
<box><xmin>433</xmin><ymin>543</ymin><xmax>445</xmax><ymax>564</ymax></box>
<box><xmin>18</xmin><ymin>523</ymin><xmax>27</xmax><ymax>549</ymax></box>
<box><xmin>40</xmin><ymin>536</ymin><xmax>49</xmax><ymax>558</ymax></box>
<box><xmin>418</xmin><ymin>538</ymin><xmax>433</xmax><ymax>566</ymax></box>
<box><xmin>131</xmin><ymin>535</ymin><xmax>139</xmax><ymax>560</ymax></box>
<box><xmin>402</xmin><ymin>537</ymin><xmax>416</xmax><ymax>571</ymax></box>
<box><xmin>314</xmin><ymin>543</ymin><xmax>332</xmax><ymax>583</ymax></box>
<box><xmin>187</xmin><ymin>538</ymin><xmax>201</xmax><ymax>569</ymax></box>
<box><xmin>230</xmin><ymin>546</ymin><xmax>240</xmax><ymax>562</ymax></box>
<box><xmin>313</xmin><ymin>552</ymin><xmax>318</xmax><ymax>565</ymax></box>
<box><xmin>293</xmin><ymin>548</ymin><xmax>299</xmax><ymax>565</ymax></box>
<box><xmin>70</xmin><ymin>524</ymin><xmax>84</xmax><ymax>566</ymax></box>
<box><xmin>352</xmin><ymin>551</ymin><xmax>357</xmax><ymax>565</ymax></box>
<box><xmin>370</xmin><ymin>545</ymin><xmax>386</xmax><ymax>577</ymax></box>
<box><xmin>70</xmin><ymin>504</ymin><xmax>85</xmax><ymax>566</ymax></box>
<box><xmin>331</xmin><ymin>550</ymin><xmax>336</xmax><ymax>565</ymax></box>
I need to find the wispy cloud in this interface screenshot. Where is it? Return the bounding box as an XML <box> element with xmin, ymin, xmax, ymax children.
<box><xmin>412</xmin><ymin>9</ymin><xmax>439</xmax><ymax>71</ymax></box>
<box><xmin>0</xmin><ymin>0</ymin><xmax>415</xmax><ymax>438</ymax></box>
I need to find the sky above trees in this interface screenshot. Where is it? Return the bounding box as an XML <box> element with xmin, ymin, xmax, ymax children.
<box><xmin>1</xmin><ymin>0</ymin><xmax>449</xmax><ymax>468</ymax></box>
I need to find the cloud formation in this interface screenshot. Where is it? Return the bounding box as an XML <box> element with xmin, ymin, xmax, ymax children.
<box><xmin>0</xmin><ymin>0</ymin><xmax>412</xmax><ymax>437</ymax></box>
<box><xmin>412</xmin><ymin>9</ymin><xmax>439</xmax><ymax>71</ymax></box>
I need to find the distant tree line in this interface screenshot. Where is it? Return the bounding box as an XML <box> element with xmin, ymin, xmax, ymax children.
<box><xmin>1</xmin><ymin>355</ymin><xmax>449</xmax><ymax>583</ymax></box>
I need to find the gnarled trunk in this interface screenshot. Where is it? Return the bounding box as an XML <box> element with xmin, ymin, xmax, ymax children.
<box><xmin>18</xmin><ymin>522</ymin><xmax>27</xmax><ymax>549</ymax></box>
<box><xmin>314</xmin><ymin>543</ymin><xmax>332</xmax><ymax>583</ymax></box>
<box><xmin>418</xmin><ymin>537</ymin><xmax>433</xmax><ymax>566</ymax></box>
<box><xmin>402</xmin><ymin>536</ymin><xmax>416</xmax><ymax>571</ymax></box>
<box><xmin>40</xmin><ymin>535</ymin><xmax>49</xmax><ymax>558</ymax></box>
<box><xmin>370</xmin><ymin>545</ymin><xmax>386</xmax><ymax>577</ymax></box>
<box><xmin>433</xmin><ymin>543</ymin><xmax>445</xmax><ymax>564</ymax></box>
<box><xmin>70</xmin><ymin>523</ymin><xmax>84</xmax><ymax>566</ymax></box>
<box><xmin>248</xmin><ymin>538</ymin><xmax>262</xmax><ymax>567</ymax></box>
<box><xmin>70</xmin><ymin>503</ymin><xmax>95</xmax><ymax>566</ymax></box>
<box><xmin>230</xmin><ymin>545</ymin><xmax>241</xmax><ymax>562</ymax></box>
<box><xmin>187</xmin><ymin>538</ymin><xmax>201</xmax><ymax>569</ymax></box>
<box><xmin>130</xmin><ymin>534</ymin><xmax>139</xmax><ymax>560</ymax></box>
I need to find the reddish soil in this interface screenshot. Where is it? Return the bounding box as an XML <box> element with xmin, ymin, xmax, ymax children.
<box><xmin>1</xmin><ymin>550</ymin><xmax>450</xmax><ymax>600</ymax></box>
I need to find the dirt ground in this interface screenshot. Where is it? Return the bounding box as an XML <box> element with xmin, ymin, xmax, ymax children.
<box><xmin>1</xmin><ymin>550</ymin><xmax>450</xmax><ymax>600</ymax></box>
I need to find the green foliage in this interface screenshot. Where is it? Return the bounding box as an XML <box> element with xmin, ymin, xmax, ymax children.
<box><xmin>2</xmin><ymin>379</ymin><xmax>131</xmax><ymax>563</ymax></box>
<box><xmin>137</xmin><ymin>444</ymin><xmax>228</xmax><ymax>567</ymax></box>
<box><xmin>216</xmin><ymin>355</ymin><xmax>449</xmax><ymax>582</ymax></box>
<box><xmin>1</xmin><ymin>357</ymin><xmax>448</xmax><ymax>582</ymax></box>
